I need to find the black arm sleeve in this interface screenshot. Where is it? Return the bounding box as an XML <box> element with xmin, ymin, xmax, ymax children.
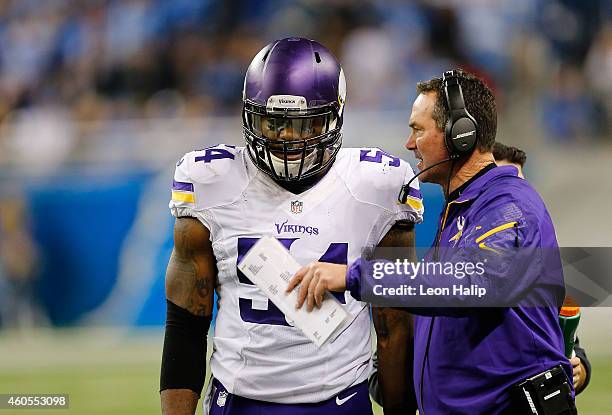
<box><xmin>573</xmin><ymin>336</ymin><xmax>591</xmax><ymax>394</ymax></box>
<box><xmin>160</xmin><ymin>300</ymin><xmax>211</xmax><ymax>396</ymax></box>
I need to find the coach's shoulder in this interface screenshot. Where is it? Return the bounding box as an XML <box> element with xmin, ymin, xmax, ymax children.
<box><xmin>472</xmin><ymin>170</ymin><xmax>557</xmax><ymax>244</ymax></box>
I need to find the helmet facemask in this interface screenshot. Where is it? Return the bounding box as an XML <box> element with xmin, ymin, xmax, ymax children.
<box><xmin>243</xmin><ymin>99</ymin><xmax>343</xmax><ymax>182</ymax></box>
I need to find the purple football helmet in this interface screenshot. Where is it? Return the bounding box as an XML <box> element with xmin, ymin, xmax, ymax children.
<box><xmin>242</xmin><ymin>37</ymin><xmax>346</xmax><ymax>183</ymax></box>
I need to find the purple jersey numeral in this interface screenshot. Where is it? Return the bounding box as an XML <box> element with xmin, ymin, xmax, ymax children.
<box><xmin>195</xmin><ymin>146</ymin><xmax>235</xmax><ymax>163</ymax></box>
<box><xmin>318</xmin><ymin>243</ymin><xmax>348</xmax><ymax>304</ymax></box>
<box><xmin>236</xmin><ymin>238</ymin><xmax>348</xmax><ymax>326</ymax></box>
<box><xmin>360</xmin><ymin>149</ymin><xmax>400</xmax><ymax>167</ymax></box>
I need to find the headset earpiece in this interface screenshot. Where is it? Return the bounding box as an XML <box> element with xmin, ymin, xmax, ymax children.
<box><xmin>443</xmin><ymin>71</ymin><xmax>478</xmax><ymax>158</ymax></box>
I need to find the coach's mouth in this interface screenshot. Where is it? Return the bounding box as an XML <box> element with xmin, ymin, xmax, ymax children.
<box><xmin>414</xmin><ymin>153</ymin><xmax>424</xmax><ymax>170</ymax></box>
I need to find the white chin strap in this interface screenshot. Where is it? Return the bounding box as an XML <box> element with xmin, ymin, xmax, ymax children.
<box><xmin>269</xmin><ymin>151</ymin><xmax>318</xmax><ymax>179</ymax></box>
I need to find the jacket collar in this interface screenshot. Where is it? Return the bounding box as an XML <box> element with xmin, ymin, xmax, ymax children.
<box><xmin>450</xmin><ymin>164</ymin><xmax>519</xmax><ymax>203</ymax></box>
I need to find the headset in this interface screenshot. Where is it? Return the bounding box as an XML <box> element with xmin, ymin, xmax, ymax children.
<box><xmin>442</xmin><ymin>70</ymin><xmax>478</xmax><ymax>158</ymax></box>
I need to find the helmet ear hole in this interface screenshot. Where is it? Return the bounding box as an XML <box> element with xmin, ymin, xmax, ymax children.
<box><xmin>314</xmin><ymin>52</ymin><xmax>321</xmax><ymax>63</ymax></box>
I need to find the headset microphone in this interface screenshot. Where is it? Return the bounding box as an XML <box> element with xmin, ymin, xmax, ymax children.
<box><xmin>398</xmin><ymin>156</ymin><xmax>455</xmax><ymax>204</ymax></box>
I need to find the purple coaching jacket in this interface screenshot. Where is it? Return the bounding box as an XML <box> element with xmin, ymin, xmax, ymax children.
<box><xmin>347</xmin><ymin>165</ymin><xmax>572</xmax><ymax>414</ymax></box>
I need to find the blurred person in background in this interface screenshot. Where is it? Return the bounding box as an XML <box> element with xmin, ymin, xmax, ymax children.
<box><xmin>584</xmin><ymin>22</ymin><xmax>612</xmax><ymax>138</ymax></box>
<box><xmin>0</xmin><ymin>0</ymin><xmax>609</xmax><ymax>145</ymax></box>
<box><xmin>537</xmin><ymin>0</ymin><xmax>610</xmax><ymax>141</ymax></box>
<box><xmin>0</xmin><ymin>191</ymin><xmax>43</xmax><ymax>329</ymax></box>
<box><xmin>540</xmin><ymin>64</ymin><xmax>600</xmax><ymax>142</ymax></box>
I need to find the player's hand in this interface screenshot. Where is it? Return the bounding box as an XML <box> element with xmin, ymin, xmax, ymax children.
<box><xmin>286</xmin><ymin>262</ymin><xmax>348</xmax><ymax>312</ymax></box>
<box><xmin>570</xmin><ymin>356</ymin><xmax>586</xmax><ymax>391</ymax></box>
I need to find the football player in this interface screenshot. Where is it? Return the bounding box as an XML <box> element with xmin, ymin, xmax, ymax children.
<box><xmin>160</xmin><ymin>37</ymin><xmax>423</xmax><ymax>415</ymax></box>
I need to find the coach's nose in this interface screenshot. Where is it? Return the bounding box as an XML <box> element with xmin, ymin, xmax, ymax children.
<box><xmin>406</xmin><ymin>130</ymin><xmax>417</xmax><ymax>151</ymax></box>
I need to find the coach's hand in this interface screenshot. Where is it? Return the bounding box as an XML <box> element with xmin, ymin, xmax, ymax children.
<box><xmin>571</xmin><ymin>356</ymin><xmax>586</xmax><ymax>392</ymax></box>
<box><xmin>287</xmin><ymin>262</ymin><xmax>347</xmax><ymax>312</ymax></box>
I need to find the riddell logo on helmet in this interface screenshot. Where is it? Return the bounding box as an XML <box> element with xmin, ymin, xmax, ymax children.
<box><xmin>279</xmin><ymin>99</ymin><xmax>297</xmax><ymax>104</ymax></box>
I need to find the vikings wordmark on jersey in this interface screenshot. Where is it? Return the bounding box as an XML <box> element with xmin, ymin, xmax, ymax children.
<box><xmin>169</xmin><ymin>144</ymin><xmax>423</xmax><ymax>404</ymax></box>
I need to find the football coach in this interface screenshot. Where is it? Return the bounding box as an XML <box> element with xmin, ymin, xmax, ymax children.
<box><xmin>288</xmin><ymin>70</ymin><xmax>577</xmax><ymax>414</ymax></box>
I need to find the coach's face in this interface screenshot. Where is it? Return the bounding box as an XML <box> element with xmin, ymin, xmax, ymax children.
<box><xmin>405</xmin><ymin>91</ymin><xmax>449</xmax><ymax>184</ymax></box>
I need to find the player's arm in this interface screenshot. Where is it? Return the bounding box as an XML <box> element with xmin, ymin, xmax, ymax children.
<box><xmin>372</xmin><ymin>221</ymin><xmax>417</xmax><ymax>415</ymax></box>
<box><xmin>161</xmin><ymin>217</ymin><xmax>216</xmax><ymax>415</ymax></box>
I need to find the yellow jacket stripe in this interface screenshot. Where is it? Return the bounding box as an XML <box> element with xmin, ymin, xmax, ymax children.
<box><xmin>475</xmin><ymin>221</ymin><xmax>518</xmax><ymax>243</ymax></box>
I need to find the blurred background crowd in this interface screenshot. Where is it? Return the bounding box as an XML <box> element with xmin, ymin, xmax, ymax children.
<box><xmin>0</xmin><ymin>0</ymin><xmax>610</xmax><ymax>328</ymax></box>
<box><xmin>0</xmin><ymin>0</ymin><xmax>610</xmax><ymax>149</ymax></box>
<box><xmin>0</xmin><ymin>1</ymin><xmax>611</xmax><ymax>413</ymax></box>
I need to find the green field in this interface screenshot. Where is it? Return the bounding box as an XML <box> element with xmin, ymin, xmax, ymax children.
<box><xmin>0</xmin><ymin>328</ymin><xmax>610</xmax><ymax>414</ymax></box>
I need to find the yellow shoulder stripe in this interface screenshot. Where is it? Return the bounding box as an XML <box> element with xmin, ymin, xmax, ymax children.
<box><xmin>475</xmin><ymin>221</ymin><xmax>517</xmax><ymax>243</ymax></box>
<box><xmin>404</xmin><ymin>197</ymin><xmax>423</xmax><ymax>211</ymax></box>
<box><xmin>171</xmin><ymin>191</ymin><xmax>195</xmax><ymax>203</ymax></box>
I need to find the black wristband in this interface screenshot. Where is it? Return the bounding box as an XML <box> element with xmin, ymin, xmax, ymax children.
<box><xmin>160</xmin><ymin>300</ymin><xmax>211</xmax><ymax>395</ymax></box>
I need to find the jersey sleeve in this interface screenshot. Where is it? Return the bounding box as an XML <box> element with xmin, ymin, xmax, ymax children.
<box><xmin>169</xmin><ymin>152</ymin><xmax>200</xmax><ymax>220</ymax></box>
<box><xmin>394</xmin><ymin>160</ymin><xmax>424</xmax><ymax>222</ymax></box>
<box><xmin>374</xmin><ymin>153</ymin><xmax>423</xmax><ymax>246</ymax></box>
<box><xmin>338</xmin><ymin>147</ymin><xmax>424</xmax><ymax>247</ymax></box>
<box><xmin>169</xmin><ymin>145</ymin><xmax>247</xmax><ymax>233</ymax></box>
<box><xmin>342</xmin><ymin>148</ymin><xmax>423</xmax><ymax>220</ymax></box>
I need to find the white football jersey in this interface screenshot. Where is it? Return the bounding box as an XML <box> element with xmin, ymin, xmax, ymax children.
<box><xmin>169</xmin><ymin>144</ymin><xmax>423</xmax><ymax>404</ymax></box>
